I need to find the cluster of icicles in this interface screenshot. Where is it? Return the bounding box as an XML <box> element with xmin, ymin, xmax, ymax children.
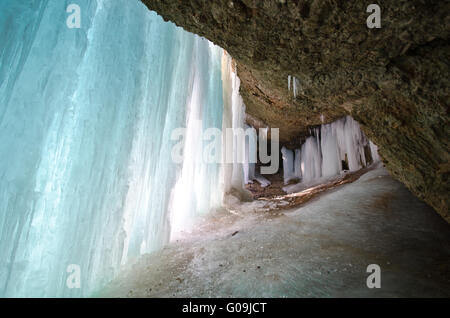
<box><xmin>244</xmin><ymin>116</ymin><xmax>380</xmax><ymax>192</ymax></box>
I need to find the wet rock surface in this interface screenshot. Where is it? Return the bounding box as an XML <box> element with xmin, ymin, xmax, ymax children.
<box><xmin>141</xmin><ymin>0</ymin><xmax>450</xmax><ymax>222</ymax></box>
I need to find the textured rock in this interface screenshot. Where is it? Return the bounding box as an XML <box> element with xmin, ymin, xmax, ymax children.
<box><xmin>141</xmin><ymin>0</ymin><xmax>450</xmax><ymax>221</ymax></box>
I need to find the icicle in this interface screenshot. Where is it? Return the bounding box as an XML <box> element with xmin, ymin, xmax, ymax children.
<box><xmin>288</xmin><ymin>75</ymin><xmax>299</xmax><ymax>98</ymax></box>
<box><xmin>370</xmin><ymin>141</ymin><xmax>380</xmax><ymax>162</ymax></box>
<box><xmin>243</xmin><ymin>124</ymin><xmax>257</xmax><ymax>184</ymax></box>
<box><xmin>281</xmin><ymin>146</ymin><xmax>296</xmax><ymax>185</ymax></box>
<box><xmin>294</xmin><ymin>149</ymin><xmax>302</xmax><ymax>178</ymax></box>
<box><xmin>321</xmin><ymin>123</ymin><xmax>341</xmax><ymax>177</ymax></box>
<box><xmin>300</xmin><ymin>137</ymin><xmax>322</xmax><ymax>183</ymax></box>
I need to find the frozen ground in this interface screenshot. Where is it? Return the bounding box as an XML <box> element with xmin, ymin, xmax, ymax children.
<box><xmin>98</xmin><ymin>166</ymin><xmax>450</xmax><ymax>297</ymax></box>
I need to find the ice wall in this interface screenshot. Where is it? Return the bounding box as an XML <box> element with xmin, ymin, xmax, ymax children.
<box><xmin>0</xmin><ymin>0</ymin><xmax>223</xmax><ymax>297</ymax></box>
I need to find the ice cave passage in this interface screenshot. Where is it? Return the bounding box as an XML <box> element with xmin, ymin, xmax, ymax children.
<box><xmin>0</xmin><ymin>0</ymin><xmax>449</xmax><ymax>298</ymax></box>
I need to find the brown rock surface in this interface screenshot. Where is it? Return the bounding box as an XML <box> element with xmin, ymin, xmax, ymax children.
<box><xmin>141</xmin><ymin>0</ymin><xmax>449</xmax><ymax>221</ymax></box>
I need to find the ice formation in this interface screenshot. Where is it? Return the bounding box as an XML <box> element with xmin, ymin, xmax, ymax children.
<box><xmin>0</xmin><ymin>0</ymin><xmax>225</xmax><ymax>297</ymax></box>
<box><xmin>166</xmin><ymin>40</ymin><xmax>224</xmax><ymax>237</ymax></box>
<box><xmin>281</xmin><ymin>147</ymin><xmax>296</xmax><ymax>185</ymax></box>
<box><xmin>300</xmin><ymin>135</ymin><xmax>323</xmax><ymax>183</ymax></box>
<box><xmin>287</xmin><ymin>116</ymin><xmax>379</xmax><ymax>186</ymax></box>
<box><xmin>288</xmin><ymin>75</ymin><xmax>299</xmax><ymax>98</ymax></box>
<box><xmin>221</xmin><ymin>54</ymin><xmax>261</xmax><ymax>197</ymax></box>
<box><xmin>370</xmin><ymin>141</ymin><xmax>381</xmax><ymax>162</ymax></box>
<box><xmin>254</xmin><ymin>173</ymin><xmax>271</xmax><ymax>187</ymax></box>
<box><xmin>243</xmin><ymin>124</ymin><xmax>257</xmax><ymax>185</ymax></box>
<box><xmin>294</xmin><ymin>149</ymin><xmax>302</xmax><ymax>179</ymax></box>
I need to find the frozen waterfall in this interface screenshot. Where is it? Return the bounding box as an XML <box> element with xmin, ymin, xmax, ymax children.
<box><xmin>0</xmin><ymin>0</ymin><xmax>225</xmax><ymax>297</ymax></box>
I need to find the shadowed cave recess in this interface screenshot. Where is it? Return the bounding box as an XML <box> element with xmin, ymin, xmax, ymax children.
<box><xmin>0</xmin><ymin>0</ymin><xmax>448</xmax><ymax>297</ymax></box>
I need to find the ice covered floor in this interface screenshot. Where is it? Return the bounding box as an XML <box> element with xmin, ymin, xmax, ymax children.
<box><xmin>98</xmin><ymin>167</ymin><xmax>450</xmax><ymax>297</ymax></box>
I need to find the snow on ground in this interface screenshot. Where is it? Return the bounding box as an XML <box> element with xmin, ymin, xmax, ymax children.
<box><xmin>98</xmin><ymin>167</ymin><xmax>450</xmax><ymax>297</ymax></box>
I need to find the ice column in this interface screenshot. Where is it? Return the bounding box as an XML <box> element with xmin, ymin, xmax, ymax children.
<box><xmin>281</xmin><ymin>147</ymin><xmax>296</xmax><ymax>184</ymax></box>
<box><xmin>294</xmin><ymin>149</ymin><xmax>302</xmax><ymax>179</ymax></box>
<box><xmin>321</xmin><ymin>123</ymin><xmax>342</xmax><ymax>177</ymax></box>
<box><xmin>221</xmin><ymin>54</ymin><xmax>249</xmax><ymax>196</ymax></box>
<box><xmin>243</xmin><ymin>124</ymin><xmax>257</xmax><ymax>184</ymax></box>
<box><xmin>300</xmin><ymin>135</ymin><xmax>322</xmax><ymax>183</ymax></box>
